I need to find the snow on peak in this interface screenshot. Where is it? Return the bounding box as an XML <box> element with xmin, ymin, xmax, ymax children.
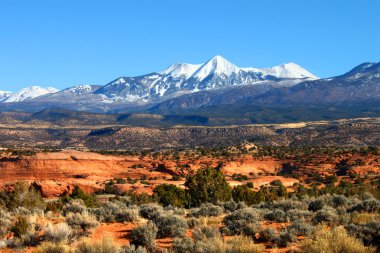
<box><xmin>160</xmin><ymin>63</ymin><xmax>201</xmax><ymax>78</ymax></box>
<box><xmin>191</xmin><ymin>55</ymin><xmax>241</xmax><ymax>80</ymax></box>
<box><xmin>244</xmin><ymin>62</ymin><xmax>318</xmax><ymax>80</ymax></box>
<box><xmin>2</xmin><ymin>86</ymin><xmax>59</xmax><ymax>103</ymax></box>
<box><xmin>0</xmin><ymin>90</ymin><xmax>12</xmax><ymax>102</ymax></box>
<box><xmin>62</xmin><ymin>85</ymin><xmax>98</xmax><ymax>95</ymax></box>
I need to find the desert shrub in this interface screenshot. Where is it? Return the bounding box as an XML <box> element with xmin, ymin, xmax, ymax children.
<box><xmin>187</xmin><ymin>217</ymin><xmax>201</xmax><ymax>228</ymax></box>
<box><xmin>264</xmin><ymin>209</ymin><xmax>287</xmax><ymax>222</ymax></box>
<box><xmin>0</xmin><ymin>208</ymin><xmax>13</xmax><ymax>238</ymax></box>
<box><xmin>350</xmin><ymin>213</ymin><xmax>380</xmax><ymax>224</ymax></box>
<box><xmin>348</xmin><ymin>199</ymin><xmax>380</xmax><ymax>213</ymax></box>
<box><xmin>241</xmin><ymin>223</ymin><xmax>262</xmax><ymax>237</ymax></box>
<box><xmin>153</xmin><ymin>184</ymin><xmax>187</xmax><ymax>207</ymax></box>
<box><xmin>127</xmin><ymin>192</ymin><xmax>155</xmax><ymax>205</ymax></box>
<box><xmin>12</xmin><ymin>216</ymin><xmax>31</xmax><ymax>238</ymax></box>
<box><xmin>34</xmin><ymin>242</ymin><xmax>71</xmax><ymax>253</ymax></box>
<box><xmin>185</xmin><ymin>167</ymin><xmax>232</xmax><ymax>207</ymax></box>
<box><xmin>129</xmin><ymin>222</ymin><xmax>157</xmax><ymax>250</ymax></box>
<box><xmin>223</xmin><ymin>200</ymin><xmax>238</xmax><ymax>212</ymax></box>
<box><xmin>261</xmin><ymin>199</ymin><xmax>307</xmax><ymax>212</ymax></box>
<box><xmin>331</xmin><ymin>195</ymin><xmax>349</xmax><ymax>208</ymax></box>
<box><xmin>301</xmin><ymin>226</ymin><xmax>376</xmax><ymax>253</ymax></box>
<box><xmin>286</xmin><ymin>209</ymin><xmax>312</xmax><ymax>221</ymax></box>
<box><xmin>164</xmin><ymin>205</ymin><xmax>186</xmax><ymax>215</ymax></box>
<box><xmin>308</xmin><ymin>199</ymin><xmax>325</xmax><ymax>212</ymax></box>
<box><xmin>194</xmin><ymin>237</ymin><xmax>226</xmax><ymax>253</ymax></box>
<box><xmin>121</xmin><ymin>244</ymin><xmax>148</xmax><ymax>253</ymax></box>
<box><xmin>258</xmin><ymin>228</ymin><xmax>276</xmax><ymax>243</ymax></box>
<box><xmin>225</xmin><ymin>235</ymin><xmax>265</xmax><ymax>253</ymax></box>
<box><xmin>274</xmin><ymin>230</ymin><xmax>297</xmax><ymax>248</ymax></box>
<box><xmin>65</xmin><ymin>212</ymin><xmax>99</xmax><ymax>234</ymax></box>
<box><xmin>173</xmin><ymin>236</ymin><xmax>194</xmax><ymax>253</ymax></box>
<box><xmin>232</xmin><ymin>185</ymin><xmax>257</xmax><ymax>206</ymax></box>
<box><xmin>189</xmin><ymin>203</ymin><xmax>224</xmax><ymax>217</ymax></box>
<box><xmin>76</xmin><ymin>237</ymin><xmax>121</xmax><ymax>253</ymax></box>
<box><xmin>192</xmin><ymin>226</ymin><xmax>221</xmax><ymax>242</ymax></box>
<box><xmin>311</xmin><ymin>208</ymin><xmax>338</xmax><ymax>225</ymax></box>
<box><xmin>63</xmin><ymin>186</ymin><xmax>97</xmax><ymax>208</ymax></box>
<box><xmin>63</xmin><ymin>199</ymin><xmax>87</xmax><ymax>215</ymax></box>
<box><xmin>346</xmin><ymin>222</ymin><xmax>380</xmax><ymax>248</ymax></box>
<box><xmin>154</xmin><ymin>214</ymin><xmax>188</xmax><ymax>238</ymax></box>
<box><xmin>287</xmin><ymin>220</ymin><xmax>315</xmax><ymax>237</ymax></box>
<box><xmin>139</xmin><ymin>203</ymin><xmax>163</xmax><ymax>221</ymax></box>
<box><xmin>223</xmin><ymin>208</ymin><xmax>261</xmax><ymax>234</ymax></box>
<box><xmin>0</xmin><ymin>182</ymin><xmax>46</xmax><ymax>211</ymax></box>
<box><xmin>95</xmin><ymin>201</ymin><xmax>139</xmax><ymax>223</ymax></box>
<box><xmin>44</xmin><ymin>222</ymin><xmax>73</xmax><ymax>243</ymax></box>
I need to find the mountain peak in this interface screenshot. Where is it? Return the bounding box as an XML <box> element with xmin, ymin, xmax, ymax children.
<box><xmin>191</xmin><ymin>55</ymin><xmax>240</xmax><ymax>80</ymax></box>
<box><xmin>2</xmin><ymin>86</ymin><xmax>59</xmax><ymax>103</ymax></box>
<box><xmin>160</xmin><ymin>62</ymin><xmax>201</xmax><ymax>78</ymax></box>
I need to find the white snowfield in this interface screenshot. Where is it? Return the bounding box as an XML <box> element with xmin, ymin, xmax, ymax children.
<box><xmin>2</xmin><ymin>86</ymin><xmax>59</xmax><ymax>103</ymax></box>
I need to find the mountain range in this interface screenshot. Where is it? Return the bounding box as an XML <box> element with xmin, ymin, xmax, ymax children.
<box><xmin>0</xmin><ymin>56</ymin><xmax>379</xmax><ymax>123</ymax></box>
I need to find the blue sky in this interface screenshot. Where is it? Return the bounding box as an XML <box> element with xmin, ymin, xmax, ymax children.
<box><xmin>0</xmin><ymin>0</ymin><xmax>379</xmax><ymax>92</ymax></box>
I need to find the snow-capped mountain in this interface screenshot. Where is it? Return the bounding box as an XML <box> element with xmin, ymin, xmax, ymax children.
<box><xmin>243</xmin><ymin>62</ymin><xmax>318</xmax><ymax>79</ymax></box>
<box><xmin>2</xmin><ymin>86</ymin><xmax>59</xmax><ymax>103</ymax></box>
<box><xmin>95</xmin><ymin>55</ymin><xmax>318</xmax><ymax>102</ymax></box>
<box><xmin>0</xmin><ymin>90</ymin><xmax>13</xmax><ymax>102</ymax></box>
<box><xmin>59</xmin><ymin>85</ymin><xmax>101</xmax><ymax>95</ymax></box>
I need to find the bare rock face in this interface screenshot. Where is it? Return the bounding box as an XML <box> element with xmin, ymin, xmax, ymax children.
<box><xmin>32</xmin><ymin>181</ymin><xmax>72</xmax><ymax>198</ymax></box>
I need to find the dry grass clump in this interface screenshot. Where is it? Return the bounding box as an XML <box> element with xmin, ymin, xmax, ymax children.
<box><xmin>34</xmin><ymin>242</ymin><xmax>71</xmax><ymax>253</ymax></box>
<box><xmin>44</xmin><ymin>222</ymin><xmax>73</xmax><ymax>243</ymax></box>
<box><xmin>301</xmin><ymin>226</ymin><xmax>376</xmax><ymax>253</ymax></box>
<box><xmin>225</xmin><ymin>235</ymin><xmax>265</xmax><ymax>253</ymax></box>
<box><xmin>351</xmin><ymin>213</ymin><xmax>380</xmax><ymax>224</ymax></box>
<box><xmin>76</xmin><ymin>237</ymin><xmax>121</xmax><ymax>253</ymax></box>
<box><xmin>174</xmin><ymin>234</ymin><xmax>264</xmax><ymax>253</ymax></box>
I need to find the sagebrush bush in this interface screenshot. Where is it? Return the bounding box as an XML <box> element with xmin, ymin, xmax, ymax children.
<box><xmin>258</xmin><ymin>227</ymin><xmax>276</xmax><ymax>243</ymax></box>
<box><xmin>44</xmin><ymin>222</ymin><xmax>72</xmax><ymax>243</ymax></box>
<box><xmin>301</xmin><ymin>226</ymin><xmax>376</xmax><ymax>253</ymax></box>
<box><xmin>286</xmin><ymin>209</ymin><xmax>312</xmax><ymax>221</ymax></box>
<box><xmin>311</xmin><ymin>208</ymin><xmax>338</xmax><ymax>225</ymax></box>
<box><xmin>308</xmin><ymin>199</ymin><xmax>325</xmax><ymax>212</ymax></box>
<box><xmin>348</xmin><ymin>199</ymin><xmax>380</xmax><ymax>213</ymax></box>
<box><xmin>261</xmin><ymin>199</ymin><xmax>307</xmax><ymax>212</ymax></box>
<box><xmin>65</xmin><ymin>212</ymin><xmax>99</xmax><ymax>234</ymax></box>
<box><xmin>0</xmin><ymin>208</ymin><xmax>13</xmax><ymax>238</ymax></box>
<box><xmin>331</xmin><ymin>195</ymin><xmax>349</xmax><ymax>208</ymax></box>
<box><xmin>287</xmin><ymin>219</ymin><xmax>315</xmax><ymax>236</ymax></box>
<box><xmin>154</xmin><ymin>214</ymin><xmax>188</xmax><ymax>238</ymax></box>
<box><xmin>223</xmin><ymin>200</ymin><xmax>239</xmax><ymax>213</ymax></box>
<box><xmin>264</xmin><ymin>209</ymin><xmax>287</xmax><ymax>222</ymax></box>
<box><xmin>192</xmin><ymin>226</ymin><xmax>221</xmax><ymax>242</ymax></box>
<box><xmin>76</xmin><ymin>237</ymin><xmax>121</xmax><ymax>253</ymax></box>
<box><xmin>173</xmin><ymin>236</ymin><xmax>195</xmax><ymax>253</ymax></box>
<box><xmin>223</xmin><ymin>208</ymin><xmax>261</xmax><ymax>234</ymax></box>
<box><xmin>189</xmin><ymin>203</ymin><xmax>224</xmax><ymax>218</ymax></box>
<box><xmin>346</xmin><ymin>222</ymin><xmax>380</xmax><ymax>248</ymax></box>
<box><xmin>34</xmin><ymin>242</ymin><xmax>71</xmax><ymax>253</ymax></box>
<box><xmin>274</xmin><ymin>230</ymin><xmax>296</xmax><ymax>248</ymax></box>
<box><xmin>63</xmin><ymin>199</ymin><xmax>87</xmax><ymax>215</ymax></box>
<box><xmin>139</xmin><ymin>203</ymin><xmax>163</xmax><ymax>221</ymax></box>
<box><xmin>187</xmin><ymin>217</ymin><xmax>201</xmax><ymax>228</ymax></box>
<box><xmin>121</xmin><ymin>244</ymin><xmax>148</xmax><ymax>253</ymax></box>
<box><xmin>129</xmin><ymin>222</ymin><xmax>157</xmax><ymax>250</ymax></box>
<box><xmin>241</xmin><ymin>222</ymin><xmax>262</xmax><ymax>237</ymax></box>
